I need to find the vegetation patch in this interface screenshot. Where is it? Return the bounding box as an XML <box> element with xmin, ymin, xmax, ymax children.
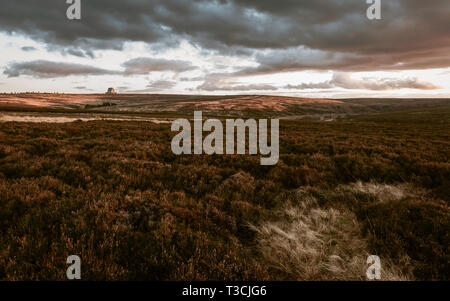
<box><xmin>252</xmin><ymin>188</ymin><xmax>413</xmax><ymax>280</ymax></box>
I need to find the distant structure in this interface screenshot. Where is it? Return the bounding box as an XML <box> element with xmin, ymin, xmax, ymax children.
<box><xmin>106</xmin><ymin>88</ymin><xmax>117</xmax><ymax>94</ymax></box>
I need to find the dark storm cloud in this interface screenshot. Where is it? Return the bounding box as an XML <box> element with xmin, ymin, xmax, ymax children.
<box><xmin>122</xmin><ymin>58</ymin><xmax>196</xmax><ymax>75</ymax></box>
<box><xmin>235</xmin><ymin>47</ymin><xmax>450</xmax><ymax>76</ymax></box>
<box><xmin>0</xmin><ymin>0</ymin><xmax>449</xmax><ymax>72</ymax></box>
<box><xmin>0</xmin><ymin>0</ymin><xmax>172</xmax><ymax>51</ymax></box>
<box><xmin>4</xmin><ymin>60</ymin><xmax>120</xmax><ymax>78</ymax></box>
<box><xmin>285</xmin><ymin>72</ymin><xmax>440</xmax><ymax>91</ymax></box>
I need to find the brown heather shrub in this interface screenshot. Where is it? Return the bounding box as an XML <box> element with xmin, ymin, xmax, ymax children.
<box><xmin>305</xmin><ymin>182</ymin><xmax>447</xmax><ymax>280</ymax></box>
<box><xmin>361</xmin><ymin>199</ymin><xmax>449</xmax><ymax>280</ymax></box>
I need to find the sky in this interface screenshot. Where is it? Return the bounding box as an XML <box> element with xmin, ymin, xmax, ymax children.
<box><xmin>0</xmin><ymin>0</ymin><xmax>449</xmax><ymax>98</ymax></box>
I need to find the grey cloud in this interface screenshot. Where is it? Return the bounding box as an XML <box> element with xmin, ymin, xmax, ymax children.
<box><xmin>0</xmin><ymin>0</ymin><xmax>172</xmax><ymax>52</ymax></box>
<box><xmin>236</xmin><ymin>47</ymin><xmax>366</xmax><ymax>75</ymax></box>
<box><xmin>116</xmin><ymin>86</ymin><xmax>130</xmax><ymax>91</ymax></box>
<box><xmin>125</xmin><ymin>80</ymin><xmax>177</xmax><ymax>93</ymax></box>
<box><xmin>0</xmin><ymin>0</ymin><xmax>448</xmax><ymax>72</ymax></box>
<box><xmin>179</xmin><ymin>76</ymin><xmax>204</xmax><ymax>82</ymax></box>
<box><xmin>147</xmin><ymin>80</ymin><xmax>177</xmax><ymax>90</ymax></box>
<box><xmin>21</xmin><ymin>46</ymin><xmax>37</xmax><ymax>52</ymax></box>
<box><xmin>64</xmin><ymin>48</ymin><xmax>95</xmax><ymax>58</ymax></box>
<box><xmin>3</xmin><ymin>57</ymin><xmax>196</xmax><ymax>78</ymax></box>
<box><xmin>74</xmin><ymin>86</ymin><xmax>95</xmax><ymax>91</ymax></box>
<box><xmin>236</xmin><ymin>47</ymin><xmax>450</xmax><ymax>76</ymax></box>
<box><xmin>285</xmin><ymin>72</ymin><xmax>440</xmax><ymax>91</ymax></box>
<box><xmin>197</xmin><ymin>83</ymin><xmax>278</xmax><ymax>91</ymax></box>
<box><xmin>4</xmin><ymin>60</ymin><xmax>120</xmax><ymax>78</ymax></box>
<box><xmin>196</xmin><ymin>73</ymin><xmax>278</xmax><ymax>91</ymax></box>
<box><xmin>122</xmin><ymin>58</ymin><xmax>197</xmax><ymax>75</ymax></box>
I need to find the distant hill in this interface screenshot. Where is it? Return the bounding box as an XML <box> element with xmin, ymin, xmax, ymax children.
<box><xmin>0</xmin><ymin>93</ymin><xmax>449</xmax><ymax>119</ymax></box>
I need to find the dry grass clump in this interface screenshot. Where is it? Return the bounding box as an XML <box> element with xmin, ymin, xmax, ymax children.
<box><xmin>251</xmin><ymin>190</ymin><xmax>412</xmax><ymax>280</ymax></box>
<box><xmin>306</xmin><ymin>182</ymin><xmax>448</xmax><ymax>280</ymax></box>
<box><xmin>346</xmin><ymin>181</ymin><xmax>412</xmax><ymax>202</ymax></box>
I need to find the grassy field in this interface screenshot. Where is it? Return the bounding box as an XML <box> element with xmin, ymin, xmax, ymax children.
<box><xmin>0</xmin><ymin>99</ymin><xmax>449</xmax><ymax>280</ymax></box>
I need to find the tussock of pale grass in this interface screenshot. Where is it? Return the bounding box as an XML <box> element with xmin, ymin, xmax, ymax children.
<box><xmin>345</xmin><ymin>181</ymin><xmax>413</xmax><ymax>202</ymax></box>
<box><xmin>251</xmin><ymin>190</ymin><xmax>412</xmax><ymax>281</ymax></box>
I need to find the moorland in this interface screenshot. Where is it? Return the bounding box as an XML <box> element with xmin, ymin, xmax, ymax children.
<box><xmin>0</xmin><ymin>94</ymin><xmax>448</xmax><ymax>280</ymax></box>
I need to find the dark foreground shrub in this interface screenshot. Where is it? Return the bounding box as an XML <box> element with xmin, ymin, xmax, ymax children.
<box><xmin>360</xmin><ymin>199</ymin><xmax>450</xmax><ymax>280</ymax></box>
